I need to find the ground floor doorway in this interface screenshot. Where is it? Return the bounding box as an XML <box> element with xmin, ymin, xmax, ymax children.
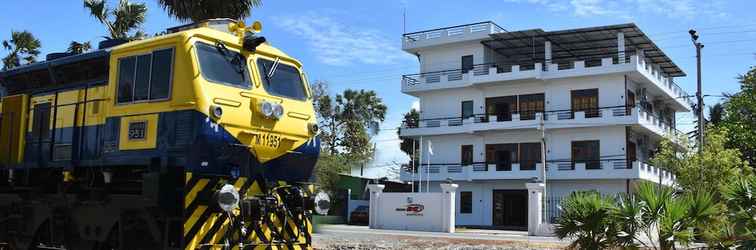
<box><xmin>492</xmin><ymin>190</ymin><xmax>528</xmax><ymax>229</ymax></box>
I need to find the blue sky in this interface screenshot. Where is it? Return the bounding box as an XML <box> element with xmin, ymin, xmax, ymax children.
<box><xmin>2</xmin><ymin>0</ymin><xmax>755</xmax><ymax>178</ymax></box>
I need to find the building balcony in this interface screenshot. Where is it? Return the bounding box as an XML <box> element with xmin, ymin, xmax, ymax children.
<box><xmin>399</xmin><ymin>160</ymin><xmax>675</xmax><ymax>186</ymax></box>
<box><xmin>402</xmin><ymin>22</ymin><xmax>506</xmax><ymax>53</ymax></box>
<box><xmin>401</xmin><ymin>55</ymin><xmax>691</xmax><ymax>111</ymax></box>
<box><xmin>400</xmin><ymin>106</ymin><xmax>683</xmax><ymax>142</ymax></box>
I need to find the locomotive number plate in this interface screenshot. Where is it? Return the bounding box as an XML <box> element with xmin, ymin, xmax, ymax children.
<box><xmin>252</xmin><ymin>133</ymin><xmax>281</xmax><ymax>148</ymax></box>
<box><xmin>128</xmin><ymin>121</ymin><xmax>147</xmax><ymax>140</ymax></box>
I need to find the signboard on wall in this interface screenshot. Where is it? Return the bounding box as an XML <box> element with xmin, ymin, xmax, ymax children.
<box><xmin>368</xmin><ymin>184</ymin><xmax>457</xmax><ymax>233</ymax></box>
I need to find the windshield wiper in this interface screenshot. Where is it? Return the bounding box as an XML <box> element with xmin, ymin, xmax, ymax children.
<box><xmin>214</xmin><ymin>42</ymin><xmax>246</xmax><ymax>75</ymax></box>
<box><xmin>267</xmin><ymin>57</ymin><xmax>281</xmax><ymax>79</ymax></box>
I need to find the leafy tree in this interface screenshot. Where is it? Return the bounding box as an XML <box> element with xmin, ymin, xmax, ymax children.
<box><xmin>310</xmin><ymin>81</ymin><xmax>387</xmax><ymax>194</ymax></box>
<box><xmin>157</xmin><ymin>0</ymin><xmax>262</xmax><ymax>23</ymax></box>
<box><xmin>554</xmin><ymin>191</ymin><xmax>618</xmax><ymax>250</ymax></box>
<box><xmin>314</xmin><ymin>83</ymin><xmax>387</xmax><ymax>158</ymax></box>
<box><xmin>2</xmin><ymin>30</ymin><xmax>41</xmax><ymax>70</ymax></box>
<box><xmin>650</xmin><ymin>127</ymin><xmax>751</xmax><ymax>195</ymax></box>
<box><xmin>398</xmin><ymin>109</ymin><xmax>419</xmax><ymax>165</ymax></box>
<box><xmin>67</xmin><ymin>41</ymin><xmax>92</xmax><ymax>54</ymax></box>
<box><xmin>722</xmin><ymin>66</ymin><xmax>756</xmax><ymax>166</ymax></box>
<box><xmin>84</xmin><ymin>0</ymin><xmax>147</xmax><ymax>40</ymax></box>
<box><xmin>709</xmin><ymin>103</ymin><xmax>724</xmax><ymax>126</ymax></box>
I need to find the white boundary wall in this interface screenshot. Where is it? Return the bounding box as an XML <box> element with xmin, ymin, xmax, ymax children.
<box><xmin>368</xmin><ymin>184</ymin><xmax>458</xmax><ymax>233</ymax></box>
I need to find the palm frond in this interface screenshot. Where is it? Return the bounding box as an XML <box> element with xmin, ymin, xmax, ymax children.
<box><xmin>111</xmin><ymin>0</ymin><xmax>147</xmax><ymax>39</ymax></box>
<box><xmin>158</xmin><ymin>0</ymin><xmax>263</xmax><ymax>22</ymax></box>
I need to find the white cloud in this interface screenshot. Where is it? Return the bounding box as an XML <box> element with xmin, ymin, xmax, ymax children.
<box><xmin>503</xmin><ymin>0</ymin><xmax>727</xmax><ymax>20</ymax></box>
<box><xmin>277</xmin><ymin>12</ymin><xmax>413</xmax><ymax>66</ymax></box>
<box><xmin>411</xmin><ymin>100</ymin><xmax>420</xmax><ymax>111</ymax></box>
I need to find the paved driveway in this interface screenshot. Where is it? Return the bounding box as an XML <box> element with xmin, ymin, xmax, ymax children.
<box><xmin>313</xmin><ymin>224</ymin><xmax>568</xmax><ymax>249</ymax></box>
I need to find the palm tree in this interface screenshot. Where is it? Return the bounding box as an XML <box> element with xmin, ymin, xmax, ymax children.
<box><xmin>554</xmin><ymin>191</ymin><xmax>619</xmax><ymax>250</ymax></box>
<box><xmin>2</xmin><ymin>30</ymin><xmax>41</xmax><ymax>70</ymax></box>
<box><xmin>721</xmin><ymin>176</ymin><xmax>756</xmax><ymax>249</ymax></box>
<box><xmin>67</xmin><ymin>41</ymin><xmax>92</xmax><ymax>54</ymax></box>
<box><xmin>157</xmin><ymin>0</ymin><xmax>262</xmax><ymax>23</ymax></box>
<box><xmin>83</xmin><ymin>0</ymin><xmax>147</xmax><ymax>40</ymax></box>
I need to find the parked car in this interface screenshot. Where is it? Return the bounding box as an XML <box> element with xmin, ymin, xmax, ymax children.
<box><xmin>349</xmin><ymin>206</ymin><xmax>369</xmax><ymax>225</ymax></box>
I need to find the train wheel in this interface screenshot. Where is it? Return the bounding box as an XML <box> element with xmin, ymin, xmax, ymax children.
<box><xmin>91</xmin><ymin>224</ymin><xmax>119</xmax><ymax>250</ymax></box>
<box><xmin>28</xmin><ymin>221</ymin><xmax>66</xmax><ymax>250</ymax></box>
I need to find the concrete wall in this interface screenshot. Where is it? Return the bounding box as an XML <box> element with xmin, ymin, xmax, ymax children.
<box><xmin>369</xmin><ymin>184</ymin><xmax>457</xmax><ymax>232</ymax></box>
<box><xmin>422</xmin><ymin>179</ymin><xmax>627</xmax><ymax>226</ymax></box>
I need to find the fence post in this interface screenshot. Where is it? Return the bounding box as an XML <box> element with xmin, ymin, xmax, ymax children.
<box><xmin>367</xmin><ymin>184</ymin><xmax>385</xmax><ymax>229</ymax></box>
<box><xmin>440</xmin><ymin>183</ymin><xmax>459</xmax><ymax>233</ymax></box>
<box><xmin>526</xmin><ymin>181</ymin><xmax>545</xmax><ymax>236</ymax></box>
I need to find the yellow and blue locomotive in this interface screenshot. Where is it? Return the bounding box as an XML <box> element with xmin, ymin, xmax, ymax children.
<box><xmin>0</xmin><ymin>19</ymin><xmax>321</xmax><ymax>250</ymax></box>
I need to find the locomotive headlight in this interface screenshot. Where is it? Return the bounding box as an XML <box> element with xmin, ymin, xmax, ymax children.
<box><xmin>210</xmin><ymin>105</ymin><xmax>223</xmax><ymax>119</ymax></box>
<box><xmin>272</xmin><ymin>103</ymin><xmax>284</xmax><ymax>120</ymax></box>
<box><xmin>260</xmin><ymin>101</ymin><xmax>274</xmax><ymax>118</ymax></box>
<box><xmin>217</xmin><ymin>184</ymin><xmax>240</xmax><ymax>212</ymax></box>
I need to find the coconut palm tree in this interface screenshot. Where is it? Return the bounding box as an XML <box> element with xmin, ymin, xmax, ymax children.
<box><xmin>67</xmin><ymin>41</ymin><xmax>92</xmax><ymax>54</ymax></box>
<box><xmin>2</xmin><ymin>30</ymin><xmax>41</xmax><ymax>70</ymax></box>
<box><xmin>157</xmin><ymin>0</ymin><xmax>262</xmax><ymax>23</ymax></box>
<box><xmin>83</xmin><ymin>0</ymin><xmax>147</xmax><ymax>40</ymax></box>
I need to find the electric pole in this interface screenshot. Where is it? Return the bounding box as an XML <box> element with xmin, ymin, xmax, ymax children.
<box><xmin>689</xmin><ymin>29</ymin><xmax>704</xmax><ymax>153</ymax></box>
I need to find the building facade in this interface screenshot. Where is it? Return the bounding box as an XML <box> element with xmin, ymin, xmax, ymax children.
<box><xmin>398</xmin><ymin>22</ymin><xmax>688</xmax><ymax>229</ymax></box>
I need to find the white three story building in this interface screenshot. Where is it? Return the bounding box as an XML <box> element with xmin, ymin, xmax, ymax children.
<box><xmin>398</xmin><ymin>22</ymin><xmax>689</xmax><ymax>229</ymax></box>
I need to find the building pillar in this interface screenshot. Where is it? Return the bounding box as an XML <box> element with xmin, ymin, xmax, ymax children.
<box><xmin>544</xmin><ymin>41</ymin><xmax>552</xmax><ymax>69</ymax></box>
<box><xmin>526</xmin><ymin>181</ymin><xmax>545</xmax><ymax>236</ymax></box>
<box><xmin>617</xmin><ymin>32</ymin><xmax>626</xmax><ymax>63</ymax></box>
<box><xmin>367</xmin><ymin>184</ymin><xmax>385</xmax><ymax>229</ymax></box>
<box><xmin>440</xmin><ymin>183</ymin><xmax>459</xmax><ymax>233</ymax></box>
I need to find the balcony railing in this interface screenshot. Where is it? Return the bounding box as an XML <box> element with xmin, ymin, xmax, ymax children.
<box><xmin>400</xmin><ymin>160</ymin><xmax>676</xmax><ymax>185</ymax></box>
<box><xmin>402</xmin><ymin>54</ymin><xmax>691</xmax><ymax>108</ymax></box>
<box><xmin>401</xmin><ymin>105</ymin><xmax>683</xmax><ymax>138</ymax></box>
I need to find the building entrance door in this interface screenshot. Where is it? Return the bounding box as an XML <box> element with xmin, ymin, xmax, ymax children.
<box><xmin>492</xmin><ymin>190</ymin><xmax>527</xmax><ymax>229</ymax></box>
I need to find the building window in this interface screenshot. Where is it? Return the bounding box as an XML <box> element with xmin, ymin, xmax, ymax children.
<box><xmin>460</xmin><ymin>191</ymin><xmax>472</xmax><ymax>214</ymax></box>
<box><xmin>571</xmin><ymin>89</ymin><xmax>599</xmax><ymax>118</ymax></box>
<box><xmin>461</xmin><ymin>145</ymin><xmax>473</xmax><ymax>165</ymax></box>
<box><xmin>519</xmin><ymin>143</ymin><xmax>541</xmax><ymax>170</ymax></box>
<box><xmin>572</xmin><ymin>140</ymin><xmax>600</xmax><ymax>169</ymax></box>
<box><xmin>461</xmin><ymin>101</ymin><xmax>474</xmax><ymax>119</ymax></box>
<box><xmin>486</xmin><ymin>96</ymin><xmax>516</xmax><ymax>121</ymax></box>
<box><xmin>486</xmin><ymin>143</ymin><xmax>518</xmax><ymax>171</ymax></box>
<box><xmin>519</xmin><ymin>93</ymin><xmax>544</xmax><ymax>120</ymax></box>
<box><xmin>461</xmin><ymin>55</ymin><xmax>473</xmax><ymax>73</ymax></box>
<box><xmin>117</xmin><ymin>48</ymin><xmax>174</xmax><ymax>104</ymax></box>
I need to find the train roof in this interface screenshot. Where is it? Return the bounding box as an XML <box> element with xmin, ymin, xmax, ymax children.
<box><xmin>0</xmin><ymin>49</ymin><xmax>111</xmax><ymax>95</ymax></box>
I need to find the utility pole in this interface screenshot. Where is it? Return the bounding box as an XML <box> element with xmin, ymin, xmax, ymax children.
<box><xmin>689</xmin><ymin>29</ymin><xmax>705</xmax><ymax>153</ymax></box>
<box><xmin>539</xmin><ymin>112</ymin><xmax>547</xmax><ymax>223</ymax></box>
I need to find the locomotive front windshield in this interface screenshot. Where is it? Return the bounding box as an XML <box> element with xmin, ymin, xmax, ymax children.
<box><xmin>257</xmin><ymin>59</ymin><xmax>307</xmax><ymax>100</ymax></box>
<box><xmin>196</xmin><ymin>42</ymin><xmax>251</xmax><ymax>88</ymax></box>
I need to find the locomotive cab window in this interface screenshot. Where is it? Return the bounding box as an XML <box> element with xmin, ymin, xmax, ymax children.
<box><xmin>116</xmin><ymin>48</ymin><xmax>174</xmax><ymax>104</ymax></box>
<box><xmin>257</xmin><ymin>59</ymin><xmax>307</xmax><ymax>100</ymax></box>
<box><xmin>195</xmin><ymin>42</ymin><xmax>251</xmax><ymax>88</ymax></box>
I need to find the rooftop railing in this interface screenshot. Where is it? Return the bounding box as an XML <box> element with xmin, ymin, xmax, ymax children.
<box><xmin>402</xmin><ymin>21</ymin><xmax>505</xmax><ymax>44</ymax></box>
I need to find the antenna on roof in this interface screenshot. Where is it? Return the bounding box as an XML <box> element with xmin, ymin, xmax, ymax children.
<box><xmin>403</xmin><ymin>7</ymin><xmax>406</xmax><ymax>34</ymax></box>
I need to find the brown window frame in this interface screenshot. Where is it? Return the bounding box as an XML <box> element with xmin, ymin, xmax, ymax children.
<box><xmin>461</xmin><ymin>145</ymin><xmax>473</xmax><ymax>166</ymax></box>
<box><xmin>571</xmin><ymin>89</ymin><xmax>599</xmax><ymax>118</ymax></box>
<box><xmin>572</xmin><ymin>140</ymin><xmax>601</xmax><ymax>169</ymax></box>
<box><xmin>460</xmin><ymin>191</ymin><xmax>473</xmax><ymax>214</ymax></box>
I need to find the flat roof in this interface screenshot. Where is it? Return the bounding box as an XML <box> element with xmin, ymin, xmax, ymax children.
<box><xmin>482</xmin><ymin>23</ymin><xmax>685</xmax><ymax>77</ymax></box>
